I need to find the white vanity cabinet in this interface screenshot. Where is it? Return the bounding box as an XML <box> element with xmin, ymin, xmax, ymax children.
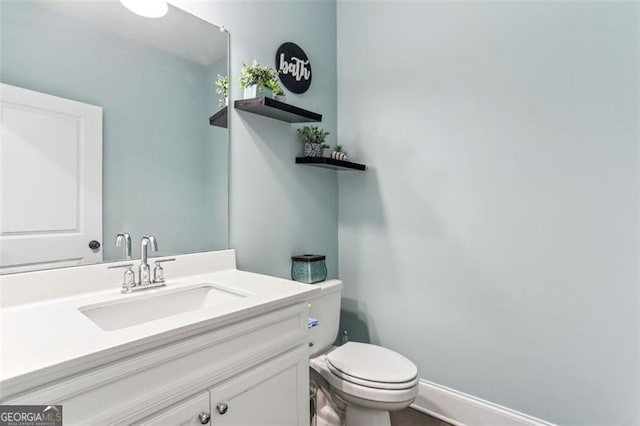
<box><xmin>2</xmin><ymin>302</ymin><xmax>311</xmax><ymax>426</ymax></box>
<box><xmin>137</xmin><ymin>347</ymin><xmax>309</xmax><ymax>426</ymax></box>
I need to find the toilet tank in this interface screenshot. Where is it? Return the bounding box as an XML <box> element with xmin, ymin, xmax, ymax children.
<box><xmin>308</xmin><ymin>279</ymin><xmax>343</xmax><ymax>357</ymax></box>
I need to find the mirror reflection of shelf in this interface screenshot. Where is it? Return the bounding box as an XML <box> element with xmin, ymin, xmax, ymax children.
<box><xmin>295</xmin><ymin>157</ymin><xmax>366</xmax><ymax>171</ymax></box>
<box><xmin>209</xmin><ymin>106</ymin><xmax>228</xmax><ymax>128</ymax></box>
<box><xmin>235</xmin><ymin>97</ymin><xmax>322</xmax><ymax>123</ymax></box>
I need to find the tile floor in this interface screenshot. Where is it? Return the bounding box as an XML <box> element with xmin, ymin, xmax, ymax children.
<box><xmin>390</xmin><ymin>408</ymin><xmax>453</xmax><ymax>426</ymax></box>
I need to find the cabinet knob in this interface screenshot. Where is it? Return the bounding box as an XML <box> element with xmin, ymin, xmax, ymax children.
<box><xmin>216</xmin><ymin>402</ymin><xmax>229</xmax><ymax>415</ymax></box>
<box><xmin>198</xmin><ymin>412</ymin><xmax>211</xmax><ymax>424</ymax></box>
<box><xmin>89</xmin><ymin>240</ymin><xmax>101</xmax><ymax>250</ymax></box>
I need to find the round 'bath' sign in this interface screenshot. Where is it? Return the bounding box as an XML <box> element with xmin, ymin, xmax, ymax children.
<box><xmin>275</xmin><ymin>42</ymin><xmax>312</xmax><ymax>94</ymax></box>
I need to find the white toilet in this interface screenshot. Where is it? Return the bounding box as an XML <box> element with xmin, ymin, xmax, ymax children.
<box><xmin>308</xmin><ymin>280</ymin><xmax>419</xmax><ymax>426</ymax></box>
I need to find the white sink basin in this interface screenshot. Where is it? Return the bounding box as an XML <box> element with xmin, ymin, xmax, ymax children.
<box><xmin>79</xmin><ymin>284</ymin><xmax>248</xmax><ymax>331</ymax></box>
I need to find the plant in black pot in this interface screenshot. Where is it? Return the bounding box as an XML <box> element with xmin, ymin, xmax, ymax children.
<box><xmin>298</xmin><ymin>125</ymin><xmax>330</xmax><ymax>157</ymax></box>
<box><xmin>239</xmin><ymin>60</ymin><xmax>279</xmax><ymax>99</ymax></box>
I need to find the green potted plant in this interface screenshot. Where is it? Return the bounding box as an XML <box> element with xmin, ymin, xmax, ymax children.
<box><xmin>215</xmin><ymin>74</ymin><xmax>228</xmax><ymax>107</ymax></box>
<box><xmin>331</xmin><ymin>144</ymin><xmax>347</xmax><ymax>161</ymax></box>
<box><xmin>268</xmin><ymin>77</ymin><xmax>286</xmax><ymax>103</ymax></box>
<box><xmin>297</xmin><ymin>125</ymin><xmax>330</xmax><ymax>157</ymax></box>
<box><xmin>240</xmin><ymin>60</ymin><xmax>279</xmax><ymax>99</ymax></box>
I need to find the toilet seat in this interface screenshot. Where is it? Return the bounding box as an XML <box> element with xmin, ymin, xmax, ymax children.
<box><xmin>326</xmin><ymin>342</ymin><xmax>418</xmax><ymax>389</ymax></box>
<box><xmin>311</xmin><ymin>356</ymin><xmax>418</xmax><ymax>407</ymax></box>
<box><xmin>310</xmin><ymin>342</ymin><xmax>419</xmax><ymax>408</ymax></box>
<box><xmin>327</xmin><ymin>362</ymin><xmax>419</xmax><ymax>390</ymax></box>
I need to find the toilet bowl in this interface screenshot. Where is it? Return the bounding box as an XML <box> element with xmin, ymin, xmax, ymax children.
<box><xmin>308</xmin><ymin>280</ymin><xmax>419</xmax><ymax>426</ymax></box>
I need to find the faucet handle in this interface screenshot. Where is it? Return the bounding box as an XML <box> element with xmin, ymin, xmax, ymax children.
<box><xmin>153</xmin><ymin>258</ymin><xmax>175</xmax><ymax>284</ymax></box>
<box><xmin>108</xmin><ymin>263</ymin><xmax>134</xmax><ymax>269</ymax></box>
<box><xmin>108</xmin><ymin>263</ymin><xmax>136</xmax><ymax>293</ymax></box>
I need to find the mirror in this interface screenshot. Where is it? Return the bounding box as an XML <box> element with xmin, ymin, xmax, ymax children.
<box><xmin>0</xmin><ymin>0</ymin><xmax>229</xmax><ymax>274</ymax></box>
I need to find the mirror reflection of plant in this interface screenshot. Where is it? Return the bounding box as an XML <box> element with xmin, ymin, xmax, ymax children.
<box><xmin>215</xmin><ymin>74</ymin><xmax>228</xmax><ymax>106</ymax></box>
<box><xmin>240</xmin><ymin>60</ymin><xmax>280</xmax><ymax>90</ymax></box>
<box><xmin>297</xmin><ymin>125</ymin><xmax>330</xmax><ymax>145</ymax></box>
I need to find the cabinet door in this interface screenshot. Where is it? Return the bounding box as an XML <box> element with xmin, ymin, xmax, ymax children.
<box><xmin>134</xmin><ymin>391</ymin><xmax>211</xmax><ymax>426</ymax></box>
<box><xmin>210</xmin><ymin>348</ymin><xmax>309</xmax><ymax>426</ymax></box>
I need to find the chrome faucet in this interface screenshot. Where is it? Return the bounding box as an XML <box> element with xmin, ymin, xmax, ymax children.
<box><xmin>115</xmin><ymin>232</ymin><xmax>132</xmax><ymax>260</ymax></box>
<box><xmin>109</xmin><ymin>235</ymin><xmax>174</xmax><ymax>294</ymax></box>
<box><xmin>139</xmin><ymin>235</ymin><xmax>158</xmax><ymax>286</ymax></box>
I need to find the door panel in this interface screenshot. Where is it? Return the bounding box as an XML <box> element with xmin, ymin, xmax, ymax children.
<box><xmin>0</xmin><ymin>83</ymin><xmax>102</xmax><ymax>273</ymax></box>
<box><xmin>210</xmin><ymin>348</ymin><xmax>309</xmax><ymax>426</ymax></box>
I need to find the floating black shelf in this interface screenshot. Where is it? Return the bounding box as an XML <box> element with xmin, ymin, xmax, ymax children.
<box><xmin>296</xmin><ymin>157</ymin><xmax>366</xmax><ymax>171</ymax></box>
<box><xmin>209</xmin><ymin>106</ymin><xmax>228</xmax><ymax>128</ymax></box>
<box><xmin>235</xmin><ymin>97</ymin><xmax>322</xmax><ymax>123</ymax></box>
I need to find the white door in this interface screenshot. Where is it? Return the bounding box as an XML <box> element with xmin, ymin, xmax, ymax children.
<box><xmin>0</xmin><ymin>83</ymin><xmax>102</xmax><ymax>274</ymax></box>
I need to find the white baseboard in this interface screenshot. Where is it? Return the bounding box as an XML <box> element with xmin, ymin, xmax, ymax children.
<box><xmin>410</xmin><ymin>379</ymin><xmax>555</xmax><ymax>426</ymax></box>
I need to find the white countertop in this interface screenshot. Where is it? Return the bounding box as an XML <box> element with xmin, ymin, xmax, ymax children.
<box><xmin>0</xmin><ymin>267</ymin><xmax>320</xmax><ymax>397</ymax></box>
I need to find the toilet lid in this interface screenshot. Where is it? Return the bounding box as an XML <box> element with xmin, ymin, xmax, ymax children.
<box><xmin>326</xmin><ymin>342</ymin><xmax>418</xmax><ymax>384</ymax></box>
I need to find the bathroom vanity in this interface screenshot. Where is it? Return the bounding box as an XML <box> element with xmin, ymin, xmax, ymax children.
<box><xmin>0</xmin><ymin>250</ymin><xmax>317</xmax><ymax>425</ymax></box>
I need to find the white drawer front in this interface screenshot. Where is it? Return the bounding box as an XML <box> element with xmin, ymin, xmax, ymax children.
<box><xmin>134</xmin><ymin>391</ymin><xmax>210</xmax><ymax>426</ymax></box>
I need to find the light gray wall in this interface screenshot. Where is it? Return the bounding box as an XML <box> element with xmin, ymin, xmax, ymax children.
<box><xmin>337</xmin><ymin>1</ymin><xmax>638</xmax><ymax>425</ymax></box>
<box><xmin>175</xmin><ymin>0</ymin><xmax>339</xmax><ymax>279</ymax></box>
<box><xmin>1</xmin><ymin>1</ymin><xmax>229</xmax><ymax>260</ymax></box>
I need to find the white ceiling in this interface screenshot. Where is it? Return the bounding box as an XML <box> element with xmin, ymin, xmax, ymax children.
<box><xmin>43</xmin><ymin>0</ymin><xmax>227</xmax><ymax>67</ymax></box>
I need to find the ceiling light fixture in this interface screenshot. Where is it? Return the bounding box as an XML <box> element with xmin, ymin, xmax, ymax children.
<box><xmin>120</xmin><ymin>0</ymin><xmax>168</xmax><ymax>18</ymax></box>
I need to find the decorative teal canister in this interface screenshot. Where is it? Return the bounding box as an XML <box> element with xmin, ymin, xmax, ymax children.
<box><xmin>291</xmin><ymin>254</ymin><xmax>327</xmax><ymax>284</ymax></box>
